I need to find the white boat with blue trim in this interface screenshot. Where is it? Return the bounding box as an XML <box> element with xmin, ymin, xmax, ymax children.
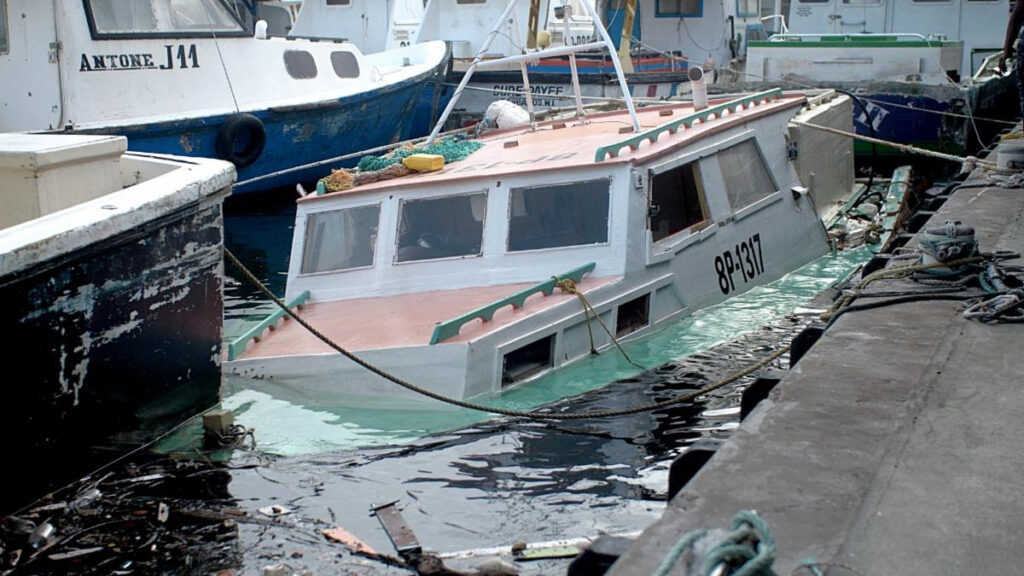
<box><xmin>224</xmin><ymin>15</ymin><xmax>857</xmax><ymax>405</ymax></box>
<box><xmin>0</xmin><ymin>0</ymin><xmax>449</xmax><ymax>195</ymax></box>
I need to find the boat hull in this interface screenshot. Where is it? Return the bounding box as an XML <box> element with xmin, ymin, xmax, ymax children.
<box><xmin>0</xmin><ymin>161</ymin><xmax>230</xmax><ymax>512</ymax></box>
<box><xmin>74</xmin><ymin>65</ymin><xmax>446</xmax><ymax>194</ymax></box>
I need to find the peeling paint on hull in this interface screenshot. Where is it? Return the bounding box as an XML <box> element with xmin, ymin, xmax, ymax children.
<box><xmin>0</xmin><ymin>200</ymin><xmax>225</xmax><ymax>511</ymax></box>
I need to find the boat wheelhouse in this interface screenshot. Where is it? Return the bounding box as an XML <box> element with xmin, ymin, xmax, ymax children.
<box><xmin>0</xmin><ymin>133</ymin><xmax>233</xmax><ymax>509</ymax></box>
<box><xmin>0</xmin><ymin>0</ymin><xmax>450</xmax><ymax>194</ymax></box>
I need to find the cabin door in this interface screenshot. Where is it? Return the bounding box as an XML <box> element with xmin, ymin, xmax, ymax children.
<box><xmin>0</xmin><ymin>0</ymin><xmax>63</xmax><ymax>131</ymax></box>
<box><xmin>605</xmin><ymin>0</ymin><xmax>641</xmax><ymax>50</ymax></box>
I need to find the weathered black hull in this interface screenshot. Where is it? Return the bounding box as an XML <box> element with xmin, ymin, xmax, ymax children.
<box><xmin>0</xmin><ymin>197</ymin><xmax>226</xmax><ymax>513</ymax></box>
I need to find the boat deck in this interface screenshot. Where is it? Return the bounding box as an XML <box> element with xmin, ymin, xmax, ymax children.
<box><xmin>235</xmin><ymin>275</ymin><xmax>619</xmax><ymax>359</ymax></box>
<box><xmin>299</xmin><ymin>92</ymin><xmax>808</xmax><ymax>202</ymax></box>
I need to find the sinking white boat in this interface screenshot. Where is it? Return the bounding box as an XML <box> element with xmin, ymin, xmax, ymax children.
<box><xmin>0</xmin><ymin>0</ymin><xmax>449</xmax><ymax>194</ymax></box>
<box><xmin>224</xmin><ymin>6</ymin><xmax>856</xmax><ymax>405</ymax></box>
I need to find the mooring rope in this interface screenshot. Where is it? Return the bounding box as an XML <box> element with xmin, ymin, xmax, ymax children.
<box><xmin>225</xmin><ymin>248</ymin><xmax>789</xmax><ymax>420</ymax></box>
<box><xmin>554</xmin><ymin>277</ymin><xmax>645</xmax><ymax>369</ymax></box>
<box><xmin>790</xmin><ymin>121</ymin><xmax>1005</xmax><ymax>171</ymax></box>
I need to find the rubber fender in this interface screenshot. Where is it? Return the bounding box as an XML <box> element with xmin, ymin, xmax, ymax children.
<box><xmin>216</xmin><ymin>113</ymin><xmax>267</xmax><ymax>169</ymax></box>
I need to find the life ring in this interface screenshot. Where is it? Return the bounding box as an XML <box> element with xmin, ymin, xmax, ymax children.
<box><xmin>215</xmin><ymin>113</ymin><xmax>266</xmax><ymax>169</ymax></box>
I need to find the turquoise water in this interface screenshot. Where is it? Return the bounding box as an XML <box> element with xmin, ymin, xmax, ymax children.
<box><xmin>211</xmin><ymin>246</ymin><xmax>871</xmax><ymax>456</ymax></box>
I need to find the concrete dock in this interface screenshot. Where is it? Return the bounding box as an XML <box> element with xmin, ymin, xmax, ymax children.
<box><xmin>605</xmin><ymin>147</ymin><xmax>1024</xmax><ymax>575</ymax></box>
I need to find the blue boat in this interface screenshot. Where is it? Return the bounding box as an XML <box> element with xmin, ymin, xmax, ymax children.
<box><xmin>0</xmin><ymin>0</ymin><xmax>451</xmax><ymax>195</ymax></box>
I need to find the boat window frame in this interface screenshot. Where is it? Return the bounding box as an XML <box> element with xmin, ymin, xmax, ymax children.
<box><xmin>506</xmin><ymin>177</ymin><xmax>612</xmax><ymax>253</ymax></box>
<box><xmin>298</xmin><ymin>202</ymin><xmax>381</xmax><ymax>276</ymax></box>
<box><xmin>645</xmin><ymin>131</ymin><xmax>769</xmax><ymax>262</ymax></box>
<box><xmin>796</xmin><ymin>0</ymin><xmax>830</xmax><ymax>4</ymax></box>
<box><xmin>0</xmin><ymin>0</ymin><xmax>8</xmax><ymax>55</ymax></box>
<box><xmin>736</xmin><ymin>0</ymin><xmax>759</xmax><ymax>18</ymax></box>
<box><xmin>716</xmin><ymin>137</ymin><xmax>781</xmax><ymax>216</ymax></box>
<box><xmin>394</xmin><ymin>190</ymin><xmax>488</xmax><ymax>264</ymax></box>
<box><xmin>656</xmin><ymin>0</ymin><xmax>704</xmax><ymax>17</ymax></box>
<box><xmin>82</xmin><ymin>0</ymin><xmax>253</xmax><ymax>40</ymax></box>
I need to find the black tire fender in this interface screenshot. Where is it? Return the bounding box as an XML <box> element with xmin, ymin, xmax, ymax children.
<box><xmin>215</xmin><ymin>113</ymin><xmax>266</xmax><ymax>169</ymax></box>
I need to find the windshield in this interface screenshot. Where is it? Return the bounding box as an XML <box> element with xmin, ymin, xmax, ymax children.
<box><xmin>86</xmin><ymin>0</ymin><xmax>251</xmax><ymax>37</ymax></box>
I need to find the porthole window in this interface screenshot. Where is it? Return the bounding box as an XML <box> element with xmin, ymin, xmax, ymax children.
<box><xmin>330</xmin><ymin>51</ymin><xmax>360</xmax><ymax>78</ymax></box>
<box><xmin>284</xmin><ymin>50</ymin><xmax>317</xmax><ymax>79</ymax></box>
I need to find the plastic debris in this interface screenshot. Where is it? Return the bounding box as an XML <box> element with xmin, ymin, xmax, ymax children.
<box><xmin>321</xmin><ymin>526</ymin><xmax>378</xmax><ymax>555</ymax></box>
<box><xmin>258</xmin><ymin>504</ymin><xmax>291</xmax><ymax>518</ymax></box>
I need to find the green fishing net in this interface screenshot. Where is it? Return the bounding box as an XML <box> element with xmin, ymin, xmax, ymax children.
<box><xmin>356</xmin><ymin>137</ymin><xmax>484</xmax><ymax>172</ymax></box>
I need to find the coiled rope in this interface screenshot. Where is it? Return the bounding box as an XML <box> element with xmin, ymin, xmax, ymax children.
<box><xmin>652</xmin><ymin>510</ymin><xmax>777</xmax><ymax>576</ymax></box>
<box><xmin>225</xmin><ymin>249</ymin><xmax>789</xmax><ymax>420</ymax></box>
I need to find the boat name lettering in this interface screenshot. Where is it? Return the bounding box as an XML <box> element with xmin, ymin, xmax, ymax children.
<box><xmin>492</xmin><ymin>84</ymin><xmax>566</xmax><ymax>97</ymax></box>
<box><xmin>79</xmin><ymin>44</ymin><xmax>200</xmax><ymax>72</ymax></box>
<box><xmin>449</xmin><ymin>152</ymin><xmax>579</xmax><ymax>173</ymax></box>
<box><xmin>714</xmin><ymin>233</ymin><xmax>765</xmax><ymax>295</ymax></box>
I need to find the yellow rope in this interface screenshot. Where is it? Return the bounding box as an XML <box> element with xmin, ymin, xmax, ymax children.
<box><xmin>556</xmin><ymin>278</ymin><xmax>644</xmax><ymax>369</ymax></box>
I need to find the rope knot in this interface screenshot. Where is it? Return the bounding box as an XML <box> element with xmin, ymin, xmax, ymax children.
<box><xmin>555</xmin><ymin>277</ymin><xmax>579</xmax><ymax>295</ymax></box>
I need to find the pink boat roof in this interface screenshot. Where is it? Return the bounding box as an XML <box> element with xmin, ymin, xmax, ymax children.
<box><xmin>235</xmin><ymin>275</ymin><xmax>619</xmax><ymax>359</ymax></box>
<box><xmin>299</xmin><ymin>92</ymin><xmax>807</xmax><ymax>203</ymax></box>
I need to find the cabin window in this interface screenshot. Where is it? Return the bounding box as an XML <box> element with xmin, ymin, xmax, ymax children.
<box><xmin>796</xmin><ymin>0</ymin><xmax>829</xmax><ymax>4</ymax></box>
<box><xmin>508</xmin><ymin>179</ymin><xmax>610</xmax><ymax>252</ymax></box>
<box><xmin>457</xmin><ymin>0</ymin><xmax>488</xmax><ymax>4</ymax></box>
<box><xmin>737</xmin><ymin>0</ymin><xmax>758</xmax><ymax>17</ymax></box>
<box><xmin>396</xmin><ymin>193</ymin><xmax>486</xmax><ymax>262</ymax></box>
<box><xmin>85</xmin><ymin>0</ymin><xmax>247</xmax><ymax>38</ymax></box>
<box><xmin>284</xmin><ymin>50</ymin><xmax>317</xmax><ymax>79</ymax></box>
<box><xmin>656</xmin><ymin>0</ymin><xmax>703</xmax><ymax>17</ymax></box>
<box><xmin>717</xmin><ymin>140</ymin><xmax>777</xmax><ymax>211</ymax></box>
<box><xmin>331</xmin><ymin>51</ymin><xmax>360</xmax><ymax>78</ymax></box>
<box><xmin>649</xmin><ymin>162</ymin><xmax>708</xmax><ymax>242</ymax></box>
<box><xmin>300</xmin><ymin>205</ymin><xmax>380</xmax><ymax>274</ymax></box>
<box><xmin>841</xmin><ymin>0</ymin><xmax>881</xmax><ymax>4</ymax></box>
<box><xmin>0</xmin><ymin>0</ymin><xmax>7</xmax><ymax>55</ymax></box>
<box><xmin>326</xmin><ymin>0</ymin><xmax>351</xmax><ymax>4</ymax></box>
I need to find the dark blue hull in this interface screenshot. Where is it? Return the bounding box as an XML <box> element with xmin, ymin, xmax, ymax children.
<box><xmin>851</xmin><ymin>89</ymin><xmax>971</xmax><ymax>156</ymax></box>
<box><xmin>0</xmin><ymin>196</ymin><xmax>227</xmax><ymax>513</ymax></box>
<box><xmin>77</xmin><ymin>60</ymin><xmax>448</xmax><ymax>195</ymax></box>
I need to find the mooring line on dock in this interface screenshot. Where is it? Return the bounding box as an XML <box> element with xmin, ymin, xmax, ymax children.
<box><xmin>225</xmin><ymin>248</ymin><xmax>789</xmax><ymax>420</ymax></box>
<box><xmin>790</xmin><ymin>121</ymin><xmax>1007</xmax><ymax>172</ymax></box>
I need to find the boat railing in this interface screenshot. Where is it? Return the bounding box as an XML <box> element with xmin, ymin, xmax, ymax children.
<box><xmin>764</xmin><ymin>33</ymin><xmax>942</xmax><ymax>45</ymax></box>
<box><xmin>425</xmin><ymin>0</ymin><xmax>640</xmax><ymax>145</ymax></box>
<box><xmin>227</xmin><ymin>290</ymin><xmax>311</xmax><ymax>361</ymax></box>
<box><xmin>594</xmin><ymin>88</ymin><xmax>783</xmax><ymax>162</ymax></box>
<box><xmin>429</xmin><ymin>262</ymin><xmax>596</xmax><ymax>345</ymax></box>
